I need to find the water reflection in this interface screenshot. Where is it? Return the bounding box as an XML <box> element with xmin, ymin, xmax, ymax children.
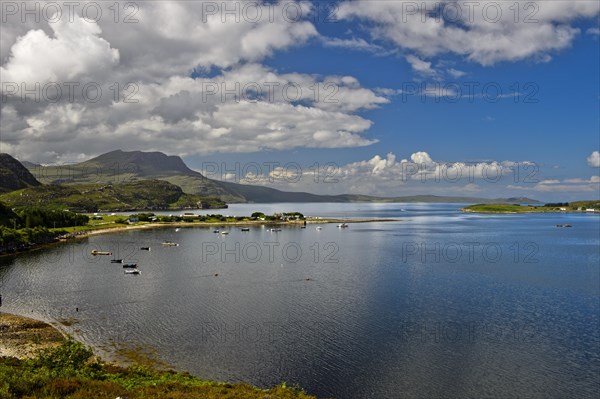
<box><xmin>1</xmin><ymin>204</ymin><xmax>598</xmax><ymax>398</ymax></box>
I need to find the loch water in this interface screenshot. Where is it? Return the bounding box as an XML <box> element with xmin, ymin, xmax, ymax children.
<box><xmin>1</xmin><ymin>203</ymin><xmax>598</xmax><ymax>398</ymax></box>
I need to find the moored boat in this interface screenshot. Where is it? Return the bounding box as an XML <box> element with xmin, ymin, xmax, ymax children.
<box><xmin>122</xmin><ymin>263</ymin><xmax>138</xmax><ymax>268</ymax></box>
<box><xmin>124</xmin><ymin>269</ymin><xmax>141</xmax><ymax>275</ymax></box>
<box><xmin>91</xmin><ymin>250</ymin><xmax>112</xmax><ymax>255</ymax></box>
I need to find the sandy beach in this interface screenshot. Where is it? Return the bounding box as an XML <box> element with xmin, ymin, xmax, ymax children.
<box><xmin>0</xmin><ymin>312</ymin><xmax>65</xmax><ymax>359</ymax></box>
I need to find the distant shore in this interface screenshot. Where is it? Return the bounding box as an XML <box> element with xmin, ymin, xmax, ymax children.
<box><xmin>0</xmin><ymin>217</ymin><xmax>398</xmax><ymax>257</ymax></box>
<box><xmin>461</xmin><ymin>203</ymin><xmax>600</xmax><ymax>214</ymax></box>
<box><xmin>80</xmin><ymin>217</ymin><xmax>398</xmax><ymax>236</ymax></box>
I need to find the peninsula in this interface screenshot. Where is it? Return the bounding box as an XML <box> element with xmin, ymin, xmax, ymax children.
<box><xmin>461</xmin><ymin>201</ymin><xmax>600</xmax><ymax>214</ymax></box>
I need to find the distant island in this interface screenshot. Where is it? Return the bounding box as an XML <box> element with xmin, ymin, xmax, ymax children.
<box><xmin>462</xmin><ymin>201</ymin><xmax>600</xmax><ymax>214</ymax></box>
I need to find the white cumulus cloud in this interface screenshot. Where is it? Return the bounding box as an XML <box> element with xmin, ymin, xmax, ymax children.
<box><xmin>587</xmin><ymin>151</ymin><xmax>600</xmax><ymax>167</ymax></box>
<box><xmin>336</xmin><ymin>0</ymin><xmax>599</xmax><ymax>66</ymax></box>
<box><xmin>233</xmin><ymin>151</ymin><xmax>541</xmax><ymax>197</ymax></box>
<box><xmin>0</xmin><ymin>2</ymin><xmax>388</xmax><ymax>162</ymax></box>
<box><xmin>1</xmin><ymin>16</ymin><xmax>119</xmax><ymax>84</ymax></box>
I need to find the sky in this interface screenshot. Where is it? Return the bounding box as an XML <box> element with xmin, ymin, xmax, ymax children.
<box><xmin>0</xmin><ymin>0</ymin><xmax>599</xmax><ymax>201</ymax></box>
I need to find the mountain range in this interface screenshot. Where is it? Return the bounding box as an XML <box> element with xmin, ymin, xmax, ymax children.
<box><xmin>4</xmin><ymin>150</ymin><xmax>540</xmax><ymax>204</ymax></box>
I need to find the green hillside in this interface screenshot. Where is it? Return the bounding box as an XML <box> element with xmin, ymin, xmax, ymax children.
<box><xmin>0</xmin><ymin>202</ymin><xmax>19</xmax><ymax>226</ymax></box>
<box><xmin>0</xmin><ymin>180</ymin><xmax>226</xmax><ymax>212</ymax></box>
<box><xmin>28</xmin><ymin>150</ymin><xmax>244</xmax><ymax>202</ymax></box>
<box><xmin>569</xmin><ymin>200</ymin><xmax>600</xmax><ymax>210</ymax></box>
<box><xmin>0</xmin><ymin>339</ymin><xmax>316</xmax><ymax>399</ymax></box>
<box><xmin>0</xmin><ymin>153</ymin><xmax>41</xmax><ymax>193</ymax></box>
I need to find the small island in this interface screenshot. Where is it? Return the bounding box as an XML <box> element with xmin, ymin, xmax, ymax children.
<box><xmin>461</xmin><ymin>201</ymin><xmax>600</xmax><ymax>214</ymax></box>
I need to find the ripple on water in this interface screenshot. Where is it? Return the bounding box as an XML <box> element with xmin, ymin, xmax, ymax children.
<box><xmin>0</xmin><ymin>204</ymin><xmax>598</xmax><ymax>398</ymax></box>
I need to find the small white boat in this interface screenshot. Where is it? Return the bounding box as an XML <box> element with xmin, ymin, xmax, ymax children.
<box><xmin>91</xmin><ymin>250</ymin><xmax>112</xmax><ymax>256</ymax></box>
<box><xmin>220</xmin><ymin>231</ymin><xmax>229</xmax><ymax>235</ymax></box>
<box><xmin>175</xmin><ymin>228</ymin><xmax>180</xmax><ymax>232</ymax></box>
<box><xmin>316</xmin><ymin>226</ymin><xmax>322</xmax><ymax>230</ymax></box>
<box><xmin>337</xmin><ymin>223</ymin><xmax>349</xmax><ymax>228</ymax></box>
<box><xmin>124</xmin><ymin>269</ymin><xmax>141</xmax><ymax>275</ymax></box>
<box><xmin>161</xmin><ymin>241</ymin><xmax>179</xmax><ymax>246</ymax></box>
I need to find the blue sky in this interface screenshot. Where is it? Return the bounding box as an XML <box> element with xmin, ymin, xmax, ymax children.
<box><xmin>185</xmin><ymin>1</ymin><xmax>600</xmax><ymax>201</ymax></box>
<box><xmin>1</xmin><ymin>1</ymin><xmax>599</xmax><ymax>201</ymax></box>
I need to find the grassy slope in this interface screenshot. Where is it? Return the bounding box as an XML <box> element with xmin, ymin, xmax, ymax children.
<box><xmin>160</xmin><ymin>175</ymin><xmax>244</xmax><ymax>203</ymax></box>
<box><xmin>26</xmin><ymin>150</ymin><xmax>245</xmax><ymax>203</ymax></box>
<box><xmin>569</xmin><ymin>200</ymin><xmax>600</xmax><ymax>209</ymax></box>
<box><xmin>0</xmin><ymin>202</ymin><xmax>19</xmax><ymax>226</ymax></box>
<box><xmin>0</xmin><ymin>339</ymin><xmax>316</xmax><ymax>399</ymax></box>
<box><xmin>0</xmin><ymin>180</ymin><xmax>226</xmax><ymax>212</ymax></box>
<box><xmin>0</xmin><ymin>153</ymin><xmax>41</xmax><ymax>193</ymax></box>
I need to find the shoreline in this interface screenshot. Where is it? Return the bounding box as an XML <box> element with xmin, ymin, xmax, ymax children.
<box><xmin>0</xmin><ymin>310</ymin><xmax>166</xmax><ymax>370</ymax></box>
<box><xmin>0</xmin><ymin>312</ymin><xmax>318</xmax><ymax>398</ymax></box>
<box><xmin>0</xmin><ymin>312</ymin><xmax>66</xmax><ymax>359</ymax></box>
<box><xmin>0</xmin><ymin>217</ymin><xmax>398</xmax><ymax>257</ymax></box>
<box><xmin>461</xmin><ymin>208</ymin><xmax>600</xmax><ymax>214</ymax></box>
<box><xmin>82</xmin><ymin>218</ymin><xmax>398</xmax><ymax>235</ymax></box>
<box><xmin>0</xmin><ymin>216</ymin><xmax>397</xmax><ymax>366</ymax></box>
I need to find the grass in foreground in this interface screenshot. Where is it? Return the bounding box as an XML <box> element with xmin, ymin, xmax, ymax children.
<box><xmin>0</xmin><ymin>340</ymin><xmax>317</xmax><ymax>399</ymax></box>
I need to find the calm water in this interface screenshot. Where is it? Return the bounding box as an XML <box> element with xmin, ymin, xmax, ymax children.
<box><xmin>1</xmin><ymin>203</ymin><xmax>599</xmax><ymax>398</ymax></box>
